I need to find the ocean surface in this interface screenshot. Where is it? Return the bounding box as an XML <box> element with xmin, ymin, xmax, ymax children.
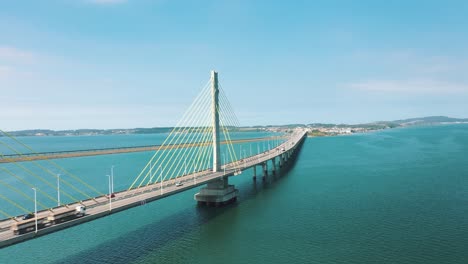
<box><xmin>1</xmin><ymin>125</ymin><xmax>468</xmax><ymax>263</ymax></box>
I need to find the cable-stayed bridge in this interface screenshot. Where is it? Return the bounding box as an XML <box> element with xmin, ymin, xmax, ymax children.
<box><xmin>0</xmin><ymin>71</ymin><xmax>307</xmax><ymax>248</ymax></box>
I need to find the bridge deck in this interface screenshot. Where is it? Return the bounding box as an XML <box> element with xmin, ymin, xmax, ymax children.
<box><xmin>0</xmin><ymin>130</ymin><xmax>306</xmax><ymax>248</ymax></box>
<box><xmin>0</xmin><ymin>136</ymin><xmax>281</xmax><ymax>163</ymax></box>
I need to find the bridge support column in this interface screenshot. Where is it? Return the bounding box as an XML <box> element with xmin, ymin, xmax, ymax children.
<box><xmin>262</xmin><ymin>162</ymin><xmax>268</xmax><ymax>181</ymax></box>
<box><xmin>271</xmin><ymin>157</ymin><xmax>276</xmax><ymax>175</ymax></box>
<box><xmin>279</xmin><ymin>154</ymin><xmax>283</xmax><ymax>168</ymax></box>
<box><xmin>194</xmin><ymin>177</ymin><xmax>238</xmax><ymax>206</ymax></box>
<box><xmin>253</xmin><ymin>166</ymin><xmax>257</xmax><ymax>181</ymax></box>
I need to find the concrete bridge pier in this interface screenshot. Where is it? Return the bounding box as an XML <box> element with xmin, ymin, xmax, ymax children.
<box><xmin>262</xmin><ymin>162</ymin><xmax>268</xmax><ymax>181</ymax></box>
<box><xmin>271</xmin><ymin>157</ymin><xmax>277</xmax><ymax>175</ymax></box>
<box><xmin>279</xmin><ymin>154</ymin><xmax>284</xmax><ymax>168</ymax></box>
<box><xmin>194</xmin><ymin>177</ymin><xmax>238</xmax><ymax>206</ymax></box>
<box><xmin>253</xmin><ymin>166</ymin><xmax>257</xmax><ymax>181</ymax></box>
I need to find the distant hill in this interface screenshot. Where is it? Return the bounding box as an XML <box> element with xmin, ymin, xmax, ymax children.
<box><xmin>391</xmin><ymin>116</ymin><xmax>468</xmax><ymax>126</ymax></box>
<box><xmin>3</xmin><ymin>116</ymin><xmax>467</xmax><ymax>137</ymax></box>
<box><xmin>305</xmin><ymin>116</ymin><xmax>468</xmax><ymax>128</ymax></box>
<box><xmin>303</xmin><ymin>116</ymin><xmax>468</xmax><ymax>137</ymax></box>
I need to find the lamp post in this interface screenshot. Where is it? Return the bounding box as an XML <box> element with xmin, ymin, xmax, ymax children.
<box><xmin>243</xmin><ymin>150</ymin><xmax>246</xmax><ymax>168</ymax></box>
<box><xmin>222</xmin><ymin>154</ymin><xmax>226</xmax><ymax>175</ymax></box>
<box><xmin>159</xmin><ymin>165</ymin><xmax>163</xmax><ymax>195</ymax></box>
<box><xmin>106</xmin><ymin>175</ymin><xmax>112</xmax><ymax>211</ymax></box>
<box><xmin>32</xmin><ymin>187</ymin><xmax>37</xmax><ymax>233</ymax></box>
<box><xmin>57</xmin><ymin>174</ymin><xmax>60</xmax><ymax>207</ymax></box>
<box><xmin>225</xmin><ymin>149</ymin><xmax>228</xmax><ymax>164</ymax></box>
<box><xmin>149</xmin><ymin>160</ymin><xmax>153</xmax><ymax>183</ymax></box>
<box><xmin>194</xmin><ymin>168</ymin><xmax>197</xmax><ymax>185</ymax></box>
<box><xmin>111</xmin><ymin>165</ymin><xmax>114</xmax><ymax>194</ymax></box>
<box><xmin>257</xmin><ymin>144</ymin><xmax>260</xmax><ymax>163</ymax></box>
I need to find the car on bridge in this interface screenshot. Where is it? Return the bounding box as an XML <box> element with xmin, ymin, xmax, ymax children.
<box><xmin>22</xmin><ymin>213</ymin><xmax>34</xmax><ymax>220</ymax></box>
<box><xmin>176</xmin><ymin>182</ymin><xmax>183</xmax><ymax>187</ymax></box>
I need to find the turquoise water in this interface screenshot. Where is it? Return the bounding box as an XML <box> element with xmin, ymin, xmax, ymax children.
<box><xmin>1</xmin><ymin>125</ymin><xmax>468</xmax><ymax>263</ymax></box>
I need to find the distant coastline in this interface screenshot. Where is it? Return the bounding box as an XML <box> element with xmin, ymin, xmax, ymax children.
<box><xmin>3</xmin><ymin>116</ymin><xmax>467</xmax><ymax>137</ymax></box>
<box><xmin>304</xmin><ymin>116</ymin><xmax>468</xmax><ymax>137</ymax></box>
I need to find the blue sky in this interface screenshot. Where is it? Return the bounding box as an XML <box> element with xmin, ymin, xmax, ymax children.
<box><xmin>1</xmin><ymin>0</ymin><xmax>468</xmax><ymax>130</ymax></box>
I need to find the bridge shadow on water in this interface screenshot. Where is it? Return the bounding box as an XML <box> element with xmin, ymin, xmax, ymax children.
<box><xmin>54</xmin><ymin>143</ymin><xmax>304</xmax><ymax>264</ymax></box>
<box><xmin>53</xmin><ymin>207</ymin><xmax>235</xmax><ymax>264</ymax></box>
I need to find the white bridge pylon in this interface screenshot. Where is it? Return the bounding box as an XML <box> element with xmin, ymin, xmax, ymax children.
<box><xmin>127</xmin><ymin>70</ymin><xmax>242</xmax><ymax>195</ymax></box>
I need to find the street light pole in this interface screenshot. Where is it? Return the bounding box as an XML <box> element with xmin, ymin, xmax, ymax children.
<box><xmin>111</xmin><ymin>165</ymin><xmax>114</xmax><ymax>194</ymax></box>
<box><xmin>149</xmin><ymin>160</ymin><xmax>153</xmax><ymax>183</ymax></box>
<box><xmin>32</xmin><ymin>187</ymin><xmax>37</xmax><ymax>233</ymax></box>
<box><xmin>159</xmin><ymin>165</ymin><xmax>163</xmax><ymax>195</ymax></box>
<box><xmin>257</xmin><ymin>144</ymin><xmax>260</xmax><ymax>163</ymax></box>
<box><xmin>222</xmin><ymin>154</ymin><xmax>225</xmax><ymax>175</ymax></box>
<box><xmin>243</xmin><ymin>150</ymin><xmax>246</xmax><ymax>168</ymax></box>
<box><xmin>57</xmin><ymin>174</ymin><xmax>60</xmax><ymax>207</ymax></box>
<box><xmin>225</xmin><ymin>149</ymin><xmax>228</xmax><ymax>164</ymax></box>
<box><xmin>106</xmin><ymin>175</ymin><xmax>112</xmax><ymax>211</ymax></box>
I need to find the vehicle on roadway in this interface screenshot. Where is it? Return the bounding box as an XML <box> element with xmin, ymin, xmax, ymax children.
<box><xmin>22</xmin><ymin>213</ymin><xmax>34</xmax><ymax>220</ymax></box>
<box><xmin>47</xmin><ymin>205</ymin><xmax>86</xmax><ymax>224</ymax></box>
<box><xmin>12</xmin><ymin>206</ymin><xmax>87</xmax><ymax>235</ymax></box>
<box><xmin>176</xmin><ymin>182</ymin><xmax>183</xmax><ymax>187</ymax></box>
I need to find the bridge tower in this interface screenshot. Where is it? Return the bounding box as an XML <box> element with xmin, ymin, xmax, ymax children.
<box><xmin>211</xmin><ymin>70</ymin><xmax>221</xmax><ymax>172</ymax></box>
<box><xmin>194</xmin><ymin>71</ymin><xmax>239</xmax><ymax>206</ymax></box>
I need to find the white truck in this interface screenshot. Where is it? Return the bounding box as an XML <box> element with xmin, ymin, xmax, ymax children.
<box><xmin>46</xmin><ymin>205</ymin><xmax>86</xmax><ymax>224</ymax></box>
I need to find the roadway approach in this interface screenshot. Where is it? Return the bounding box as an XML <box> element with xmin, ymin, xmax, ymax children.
<box><xmin>0</xmin><ymin>130</ymin><xmax>307</xmax><ymax>249</ymax></box>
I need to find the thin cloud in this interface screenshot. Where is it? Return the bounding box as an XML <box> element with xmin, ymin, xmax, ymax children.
<box><xmin>349</xmin><ymin>79</ymin><xmax>468</xmax><ymax>94</ymax></box>
<box><xmin>86</xmin><ymin>0</ymin><xmax>127</xmax><ymax>4</ymax></box>
<box><xmin>349</xmin><ymin>50</ymin><xmax>468</xmax><ymax>77</ymax></box>
<box><xmin>345</xmin><ymin>50</ymin><xmax>468</xmax><ymax>95</ymax></box>
<box><xmin>0</xmin><ymin>66</ymin><xmax>12</xmax><ymax>78</ymax></box>
<box><xmin>0</xmin><ymin>46</ymin><xmax>35</xmax><ymax>63</ymax></box>
<box><xmin>0</xmin><ymin>46</ymin><xmax>39</xmax><ymax>84</ymax></box>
